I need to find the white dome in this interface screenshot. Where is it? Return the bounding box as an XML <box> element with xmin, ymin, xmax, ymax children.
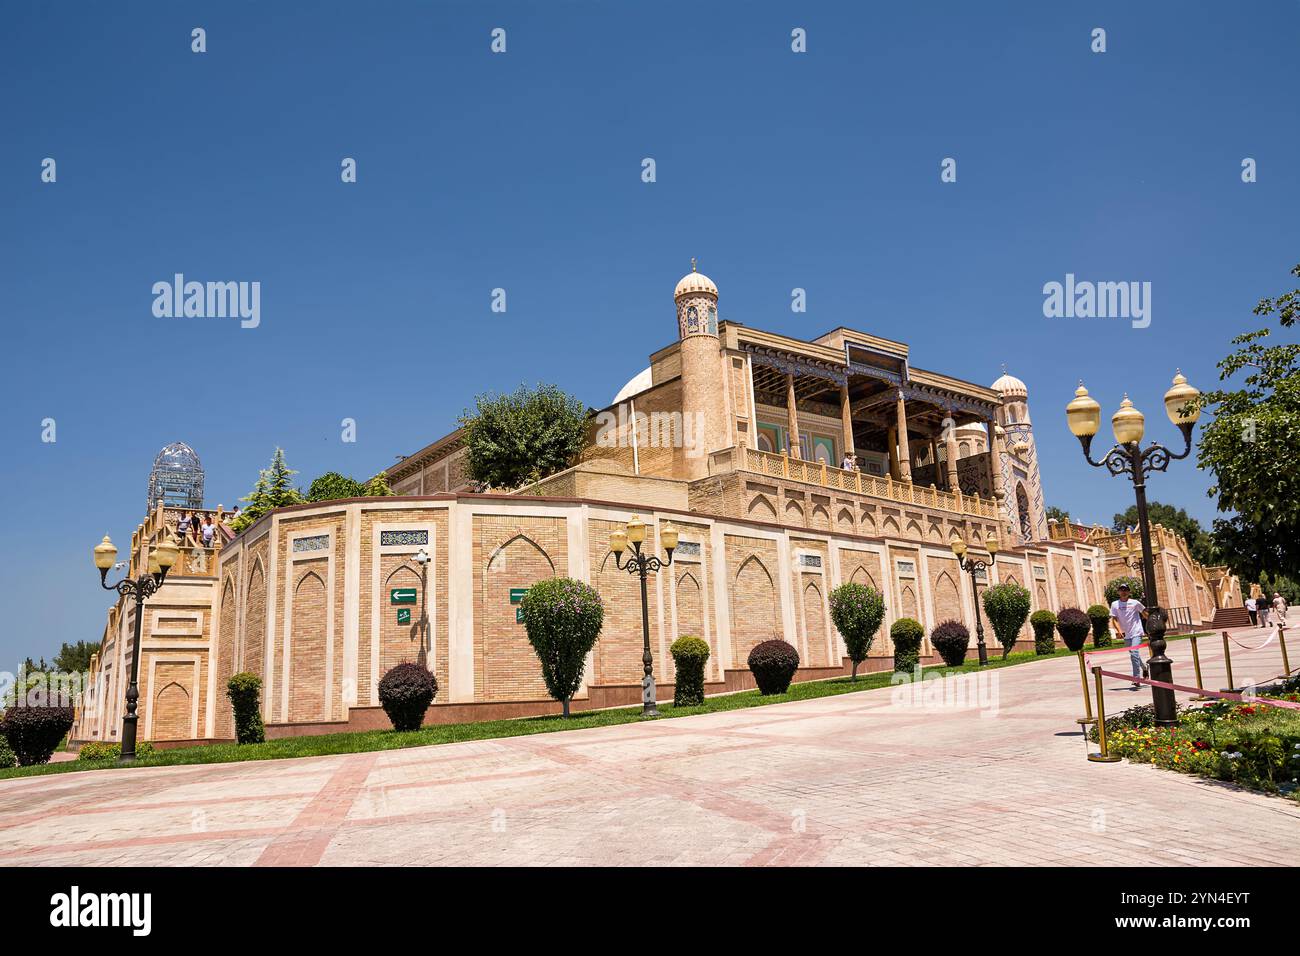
<box><xmin>612</xmin><ymin>367</ymin><xmax>653</xmax><ymax>405</ymax></box>
<box><xmin>674</xmin><ymin>268</ymin><xmax>717</xmax><ymax>299</ymax></box>
<box><xmin>991</xmin><ymin>370</ymin><xmax>1028</xmax><ymax>398</ymax></box>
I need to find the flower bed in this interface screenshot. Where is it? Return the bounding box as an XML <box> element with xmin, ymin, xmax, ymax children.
<box><xmin>1092</xmin><ymin>690</ymin><xmax>1300</xmax><ymax>800</ymax></box>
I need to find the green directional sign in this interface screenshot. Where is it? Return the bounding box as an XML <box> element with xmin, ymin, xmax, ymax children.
<box><xmin>516</xmin><ymin>607</ymin><xmax>525</xmax><ymax>624</ymax></box>
<box><xmin>509</xmin><ymin>588</ymin><xmax>528</xmax><ymax>604</ymax></box>
<box><xmin>390</xmin><ymin>588</ymin><xmax>417</xmax><ymax>605</ymax></box>
<box><xmin>396</xmin><ymin>608</ymin><xmax>411</xmax><ymax>624</ymax></box>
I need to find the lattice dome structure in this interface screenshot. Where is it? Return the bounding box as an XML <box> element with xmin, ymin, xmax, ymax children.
<box><xmin>146</xmin><ymin>441</ymin><xmax>205</xmax><ymax>513</ymax></box>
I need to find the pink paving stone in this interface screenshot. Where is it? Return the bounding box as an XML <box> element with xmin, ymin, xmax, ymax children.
<box><xmin>0</xmin><ymin>626</ymin><xmax>1296</xmax><ymax>866</ymax></box>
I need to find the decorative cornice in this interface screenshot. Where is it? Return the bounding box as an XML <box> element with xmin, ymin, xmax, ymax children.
<box><xmin>744</xmin><ymin>344</ymin><xmax>849</xmax><ymax>386</ymax></box>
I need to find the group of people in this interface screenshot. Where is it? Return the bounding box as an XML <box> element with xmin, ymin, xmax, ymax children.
<box><xmin>1109</xmin><ymin>584</ymin><xmax>1291</xmax><ymax>690</ymax></box>
<box><xmin>839</xmin><ymin>453</ymin><xmax>860</xmax><ymax>472</ymax></box>
<box><xmin>175</xmin><ymin>511</ymin><xmax>219</xmax><ymax>548</ymax></box>
<box><xmin>1245</xmin><ymin>592</ymin><xmax>1290</xmax><ymax>629</ymax></box>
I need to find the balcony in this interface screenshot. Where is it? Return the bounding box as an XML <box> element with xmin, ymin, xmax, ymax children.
<box><xmin>711</xmin><ymin>446</ymin><xmax>1001</xmax><ymax>520</ymax></box>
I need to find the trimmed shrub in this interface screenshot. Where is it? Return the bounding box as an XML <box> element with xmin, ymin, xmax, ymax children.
<box><xmin>0</xmin><ymin>736</ymin><xmax>15</xmax><ymax>769</ymax></box>
<box><xmin>1030</xmin><ymin>610</ymin><xmax>1057</xmax><ymax>655</ymax></box>
<box><xmin>520</xmin><ymin>577</ymin><xmax>604</xmax><ymax>717</ymax></box>
<box><xmin>930</xmin><ymin>620</ymin><xmax>971</xmax><ymax>667</ymax></box>
<box><xmin>77</xmin><ymin>740</ymin><xmax>156</xmax><ymax>762</ymax></box>
<box><xmin>670</xmin><ymin>636</ymin><xmax>710</xmax><ymax>707</ymax></box>
<box><xmin>0</xmin><ymin>702</ymin><xmax>74</xmax><ymax>766</ymax></box>
<box><xmin>747</xmin><ymin>640</ymin><xmax>800</xmax><ymax>695</ymax></box>
<box><xmin>829</xmin><ymin>583</ymin><xmax>886</xmax><ymax>679</ymax></box>
<box><xmin>890</xmin><ymin>618</ymin><xmax>924</xmax><ymax>673</ymax></box>
<box><xmin>1057</xmin><ymin>608</ymin><xmax>1092</xmax><ymax>652</ymax></box>
<box><xmin>1104</xmin><ymin>575</ymin><xmax>1145</xmax><ymax>604</ymax></box>
<box><xmin>1088</xmin><ymin>604</ymin><xmax>1112</xmax><ymax>647</ymax></box>
<box><xmin>378</xmin><ymin>662</ymin><xmax>438</xmax><ymax>731</ymax></box>
<box><xmin>982</xmin><ymin>583</ymin><xmax>1031</xmax><ymax>658</ymax></box>
<box><xmin>226</xmin><ymin>672</ymin><xmax>265</xmax><ymax>744</ymax></box>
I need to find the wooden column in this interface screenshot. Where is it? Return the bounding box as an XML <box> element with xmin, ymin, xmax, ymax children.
<box><xmin>887</xmin><ymin>426</ymin><xmax>899</xmax><ymax>479</ymax></box>
<box><xmin>839</xmin><ymin>383</ymin><xmax>855</xmax><ymax>462</ymax></box>
<box><xmin>895</xmin><ymin>390</ymin><xmax>912</xmax><ymax>482</ymax></box>
<box><xmin>786</xmin><ymin>373</ymin><xmax>802</xmax><ymax>458</ymax></box>
<box><xmin>987</xmin><ymin>417</ymin><xmax>1006</xmax><ymax>501</ymax></box>
<box><xmin>944</xmin><ymin>420</ymin><xmax>960</xmax><ymax>491</ymax></box>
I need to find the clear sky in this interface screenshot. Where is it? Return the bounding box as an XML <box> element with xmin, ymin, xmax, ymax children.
<box><xmin>2</xmin><ymin>1</ymin><xmax>1297</xmax><ymax>669</ymax></box>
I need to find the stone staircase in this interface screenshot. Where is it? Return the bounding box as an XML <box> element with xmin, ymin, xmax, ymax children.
<box><xmin>1210</xmin><ymin>606</ymin><xmax>1251</xmax><ymax>629</ymax></box>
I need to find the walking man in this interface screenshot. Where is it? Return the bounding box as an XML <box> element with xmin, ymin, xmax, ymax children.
<box><xmin>1110</xmin><ymin>582</ymin><xmax>1149</xmax><ymax>689</ymax></box>
<box><xmin>1245</xmin><ymin>595</ymin><xmax>1258</xmax><ymax>627</ymax></box>
<box><xmin>1273</xmin><ymin>592</ymin><xmax>1289</xmax><ymax>630</ymax></box>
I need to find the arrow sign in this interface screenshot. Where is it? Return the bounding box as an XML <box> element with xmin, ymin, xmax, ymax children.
<box><xmin>390</xmin><ymin>588</ymin><xmax>417</xmax><ymax>605</ymax></box>
<box><xmin>509</xmin><ymin>588</ymin><xmax>528</xmax><ymax>604</ymax></box>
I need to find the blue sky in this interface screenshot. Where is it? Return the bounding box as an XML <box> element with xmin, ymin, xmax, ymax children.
<box><xmin>2</xmin><ymin>1</ymin><xmax>1297</xmax><ymax>668</ymax></box>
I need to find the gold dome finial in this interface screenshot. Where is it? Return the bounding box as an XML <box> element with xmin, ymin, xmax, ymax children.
<box><xmin>691</xmin><ymin>256</ymin><xmax>697</xmax><ymax>273</ymax></box>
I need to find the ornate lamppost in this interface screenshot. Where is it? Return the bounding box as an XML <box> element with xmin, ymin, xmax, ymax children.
<box><xmin>951</xmin><ymin>533</ymin><xmax>1000</xmax><ymax>666</ymax></box>
<box><xmin>609</xmin><ymin>515</ymin><xmax>678</xmax><ymax>717</ymax></box>
<box><xmin>411</xmin><ymin>546</ymin><xmax>432</xmax><ymax>666</ymax></box>
<box><xmin>1065</xmin><ymin>371</ymin><xmax>1200</xmax><ymax>727</ymax></box>
<box><xmin>93</xmin><ymin>531</ymin><xmax>180</xmax><ymax>761</ymax></box>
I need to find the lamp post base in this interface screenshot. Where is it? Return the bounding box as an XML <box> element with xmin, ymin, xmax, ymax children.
<box><xmin>641</xmin><ymin>675</ymin><xmax>659</xmax><ymax>717</ymax></box>
<box><xmin>1087</xmin><ymin>753</ymin><xmax>1122</xmax><ymax>763</ymax></box>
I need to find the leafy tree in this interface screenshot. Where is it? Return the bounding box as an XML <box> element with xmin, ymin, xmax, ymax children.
<box><xmin>460</xmin><ymin>383</ymin><xmax>588</xmax><ymax>490</ymax></box>
<box><xmin>1195</xmin><ymin>263</ymin><xmax>1300</xmax><ymax>579</ymax></box>
<box><xmin>1104</xmin><ymin>575</ymin><xmax>1145</xmax><ymax>604</ymax></box>
<box><xmin>889</xmin><ymin>618</ymin><xmax>924</xmax><ymax>673</ymax></box>
<box><xmin>307</xmin><ymin>472</ymin><xmax>364</xmax><ymax>502</ymax></box>
<box><xmin>828</xmin><ymin>583</ymin><xmax>886</xmax><ymax>679</ymax></box>
<box><xmin>1257</xmin><ymin>571</ymin><xmax>1300</xmax><ymax>606</ymax></box>
<box><xmin>231</xmin><ymin>448</ymin><xmax>304</xmax><ymax>534</ymax></box>
<box><xmin>226</xmin><ymin>673</ymin><xmax>265</xmax><ymax>744</ymax></box>
<box><xmin>519</xmin><ymin>578</ymin><xmax>604</xmax><ymax>717</ymax></box>
<box><xmin>53</xmin><ymin>641</ymin><xmax>96</xmax><ymax>673</ymax></box>
<box><xmin>1110</xmin><ymin>501</ymin><xmax>1216</xmax><ymax>566</ymax></box>
<box><xmin>982</xmin><ymin>583</ymin><xmax>1031</xmax><ymax>658</ymax></box>
<box><xmin>362</xmin><ymin>472</ymin><xmax>394</xmax><ymax>497</ymax></box>
<box><xmin>1030</xmin><ymin>610</ymin><xmax>1057</xmax><ymax>655</ymax></box>
<box><xmin>1046</xmin><ymin>505</ymin><xmax>1070</xmax><ymax>523</ymax></box>
<box><xmin>670</xmin><ymin>636</ymin><xmax>710</xmax><ymax>706</ymax></box>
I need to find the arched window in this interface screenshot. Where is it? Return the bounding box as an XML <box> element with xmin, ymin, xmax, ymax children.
<box><xmin>707</xmin><ymin>307</ymin><xmax>717</xmax><ymax>334</ymax></box>
<box><xmin>1016</xmin><ymin>483</ymin><xmax>1032</xmax><ymax>541</ymax></box>
<box><xmin>686</xmin><ymin>306</ymin><xmax>698</xmax><ymax>332</ymax></box>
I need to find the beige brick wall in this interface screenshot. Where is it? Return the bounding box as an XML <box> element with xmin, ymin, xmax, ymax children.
<box><xmin>726</xmin><ymin>535</ymin><xmax>782</xmax><ymax>669</ymax></box>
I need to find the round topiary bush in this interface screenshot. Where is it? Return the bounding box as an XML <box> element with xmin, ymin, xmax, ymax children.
<box><xmin>226</xmin><ymin>672</ymin><xmax>265</xmax><ymax>744</ymax></box>
<box><xmin>1087</xmin><ymin>604</ymin><xmax>1112</xmax><ymax>647</ymax></box>
<box><xmin>1030</xmin><ymin>610</ymin><xmax>1057</xmax><ymax>655</ymax></box>
<box><xmin>670</xmin><ymin>636</ymin><xmax>710</xmax><ymax>707</ymax></box>
<box><xmin>519</xmin><ymin>577</ymin><xmax>604</xmax><ymax>717</ymax></box>
<box><xmin>1056</xmin><ymin>607</ymin><xmax>1092</xmax><ymax>652</ymax></box>
<box><xmin>747</xmin><ymin>639</ymin><xmax>800</xmax><ymax>695</ymax></box>
<box><xmin>890</xmin><ymin>617</ymin><xmax>925</xmax><ymax>673</ymax></box>
<box><xmin>930</xmin><ymin>619</ymin><xmax>971</xmax><ymax>667</ymax></box>
<box><xmin>829</xmin><ymin>582</ymin><xmax>886</xmax><ymax>679</ymax></box>
<box><xmin>0</xmin><ymin>702</ymin><xmax>74</xmax><ymax>766</ymax></box>
<box><xmin>377</xmin><ymin>662</ymin><xmax>438</xmax><ymax>731</ymax></box>
<box><xmin>1104</xmin><ymin>575</ymin><xmax>1145</xmax><ymax>604</ymax></box>
<box><xmin>0</xmin><ymin>736</ymin><xmax>15</xmax><ymax>770</ymax></box>
<box><xmin>982</xmin><ymin>582</ymin><xmax>1031</xmax><ymax>658</ymax></box>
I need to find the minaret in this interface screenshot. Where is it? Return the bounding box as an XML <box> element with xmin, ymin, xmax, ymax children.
<box><xmin>675</xmin><ymin>260</ymin><xmax>725</xmax><ymax>481</ymax></box>
<box><xmin>991</xmin><ymin>368</ymin><xmax>1048</xmax><ymax>544</ymax></box>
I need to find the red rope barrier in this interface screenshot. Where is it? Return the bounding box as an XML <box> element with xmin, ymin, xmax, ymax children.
<box><xmin>1094</xmin><ymin>669</ymin><xmax>1300</xmax><ymax>711</ymax></box>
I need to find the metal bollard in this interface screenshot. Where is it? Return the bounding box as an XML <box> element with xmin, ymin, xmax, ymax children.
<box><xmin>1087</xmin><ymin>666</ymin><xmax>1121</xmax><ymax>763</ymax></box>
<box><xmin>1280</xmin><ymin>625</ymin><xmax>1292</xmax><ymax>677</ymax></box>
<box><xmin>1189</xmin><ymin>634</ymin><xmax>1211</xmax><ymax>701</ymax></box>
<box><xmin>1221</xmin><ymin>630</ymin><xmax>1235</xmax><ymax>691</ymax></box>
<box><xmin>1076</xmin><ymin>650</ymin><xmax>1096</xmax><ymax>727</ymax></box>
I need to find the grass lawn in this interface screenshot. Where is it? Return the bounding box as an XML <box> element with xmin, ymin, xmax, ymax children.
<box><xmin>0</xmin><ymin>633</ymin><xmax>1210</xmax><ymax>782</ymax></box>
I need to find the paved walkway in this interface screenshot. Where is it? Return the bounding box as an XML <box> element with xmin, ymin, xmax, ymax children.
<box><xmin>1</xmin><ymin>627</ymin><xmax>1296</xmax><ymax>866</ymax></box>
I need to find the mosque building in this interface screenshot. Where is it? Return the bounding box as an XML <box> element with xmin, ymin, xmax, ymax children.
<box><xmin>72</xmin><ymin>266</ymin><xmax>1233</xmax><ymax>745</ymax></box>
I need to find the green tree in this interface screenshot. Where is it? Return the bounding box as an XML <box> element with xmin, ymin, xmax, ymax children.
<box><xmin>53</xmin><ymin>641</ymin><xmax>96</xmax><ymax>673</ymax></box>
<box><xmin>306</xmin><ymin>472</ymin><xmax>365</xmax><ymax>501</ymax></box>
<box><xmin>1195</xmin><ymin>263</ymin><xmax>1300</xmax><ymax>579</ymax></box>
<box><xmin>1046</xmin><ymin>505</ymin><xmax>1070</xmax><ymax>523</ymax></box>
<box><xmin>982</xmin><ymin>583</ymin><xmax>1031</xmax><ymax>658</ymax></box>
<box><xmin>362</xmin><ymin>472</ymin><xmax>394</xmax><ymax>497</ymax></box>
<box><xmin>519</xmin><ymin>578</ymin><xmax>604</xmax><ymax>717</ymax></box>
<box><xmin>1257</xmin><ymin>572</ymin><xmax>1300</xmax><ymax>606</ymax></box>
<box><xmin>828</xmin><ymin>583</ymin><xmax>886</xmax><ymax>680</ymax></box>
<box><xmin>459</xmin><ymin>383</ymin><xmax>588</xmax><ymax>490</ymax></box>
<box><xmin>231</xmin><ymin>448</ymin><xmax>305</xmax><ymax>534</ymax></box>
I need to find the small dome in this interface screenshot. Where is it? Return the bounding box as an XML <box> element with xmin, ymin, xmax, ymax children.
<box><xmin>674</xmin><ymin>265</ymin><xmax>717</xmax><ymax>299</ymax></box>
<box><xmin>612</xmin><ymin>367</ymin><xmax>653</xmax><ymax>405</ymax></box>
<box><xmin>991</xmin><ymin>369</ymin><xmax>1028</xmax><ymax>398</ymax></box>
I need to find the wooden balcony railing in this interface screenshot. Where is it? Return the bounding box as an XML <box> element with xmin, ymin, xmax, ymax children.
<box><xmin>732</xmin><ymin>446</ymin><xmax>1000</xmax><ymax>520</ymax></box>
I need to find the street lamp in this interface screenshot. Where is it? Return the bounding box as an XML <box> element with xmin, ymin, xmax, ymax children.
<box><xmin>411</xmin><ymin>547</ymin><xmax>432</xmax><ymax>666</ymax></box>
<box><xmin>610</xmin><ymin>515</ymin><xmax>677</xmax><ymax>716</ymax></box>
<box><xmin>1066</xmin><ymin>372</ymin><xmax>1200</xmax><ymax>727</ymax></box>
<box><xmin>93</xmin><ymin>531</ymin><xmax>179</xmax><ymax>761</ymax></box>
<box><xmin>951</xmin><ymin>533</ymin><xmax>999</xmax><ymax>666</ymax></box>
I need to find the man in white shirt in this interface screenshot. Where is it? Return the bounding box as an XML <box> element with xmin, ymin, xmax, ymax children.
<box><xmin>1110</xmin><ymin>583</ymin><xmax>1149</xmax><ymax>689</ymax></box>
<box><xmin>1245</xmin><ymin>596</ymin><xmax>1258</xmax><ymax>627</ymax></box>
